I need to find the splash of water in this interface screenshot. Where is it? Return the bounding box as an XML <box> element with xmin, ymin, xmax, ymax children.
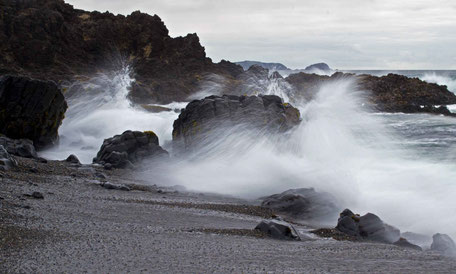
<box><xmin>40</xmin><ymin>67</ymin><xmax>184</xmax><ymax>163</ymax></box>
<box><xmin>422</xmin><ymin>72</ymin><xmax>456</xmax><ymax>93</ymax></box>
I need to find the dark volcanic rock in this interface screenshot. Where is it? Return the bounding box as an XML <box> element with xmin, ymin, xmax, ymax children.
<box><xmin>336</xmin><ymin>209</ymin><xmax>400</xmax><ymax>243</ymax></box>
<box><xmin>101</xmin><ymin>182</ymin><xmax>131</xmax><ymax>191</ymax></box>
<box><xmin>65</xmin><ymin>154</ymin><xmax>81</xmax><ymax>165</ymax></box>
<box><xmin>255</xmin><ymin>220</ymin><xmax>301</xmax><ymax>241</ymax></box>
<box><xmin>0</xmin><ymin>0</ymin><xmax>243</xmax><ymax>104</ymax></box>
<box><xmin>0</xmin><ymin>136</ymin><xmax>37</xmax><ymax>158</ymax></box>
<box><xmin>431</xmin><ymin>233</ymin><xmax>456</xmax><ymax>256</ymax></box>
<box><xmin>0</xmin><ymin>76</ymin><xmax>67</xmax><ymax>148</ymax></box>
<box><xmin>0</xmin><ymin>145</ymin><xmax>17</xmax><ymax>171</ymax></box>
<box><xmin>235</xmin><ymin>61</ymin><xmax>289</xmax><ymax>71</ymax></box>
<box><xmin>261</xmin><ymin>188</ymin><xmax>339</xmax><ymax>223</ymax></box>
<box><xmin>93</xmin><ymin>130</ymin><xmax>168</xmax><ymax>168</ymax></box>
<box><xmin>305</xmin><ymin>63</ymin><xmax>331</xmax><ymax>71</ymax></box>
<box><xmin>172</xmin><ymin>95</ymin><xmax>300</xmax><ymax>150</ymax></box>
<box><xmin>285</xmin><ymin>72</ymin><xmax>456</xmax><ymax>115</ymax></box>
<box><xmin>393</xmin><ymin>238</ymin><xmax>422</xmax><ymax>251</ymax></box>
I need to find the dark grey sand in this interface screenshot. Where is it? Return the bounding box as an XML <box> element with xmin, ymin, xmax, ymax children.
<box><xmin>1</xmin><ymin>158</ymin><xmax>456</xmax><ymax>273</ymax></box>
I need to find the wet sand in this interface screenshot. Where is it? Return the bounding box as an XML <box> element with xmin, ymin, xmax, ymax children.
<box><xmin>1</xmin><ymin>158</ymin><xmax>455</xmax><ymax>273</ymax></box>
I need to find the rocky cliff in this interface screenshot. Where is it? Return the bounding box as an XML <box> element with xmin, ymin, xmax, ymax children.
<box><xmin>0</xmin><ymin>0</ymin><xmax>243</xmax><ymax>104</ymax></box>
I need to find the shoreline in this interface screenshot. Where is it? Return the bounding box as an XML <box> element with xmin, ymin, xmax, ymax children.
<box><xmin>2</xmin><ymin>157</ymin><xmax>456</xmax><ymax>273</ymax></box>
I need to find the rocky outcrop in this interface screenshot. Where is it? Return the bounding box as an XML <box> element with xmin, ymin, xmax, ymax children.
<box><xmin>336</xmin><ymin>209</ymin><xmax>400</xmax><ymax>243</ymax></box>
<box><xmin>93</xmin><ymin>130</ymin><xmax>168</xmax><ymax>169</ymax></box>
<box><xmin>304</xmin><ymin>63</ymin><xmax>331</xmax><ymax>71</ymax></box>
<box><xmin>0</xmin><ymin>136</ymin><xmax>37</xmax><ymax>158</ymax></box>
<box><xmin>431</xmin><ymin>233</ymin><xmax>456</xmax><ymax>256</ymax></box>
<box><xmin>172</xmin><ymin>95</ymin><xmax>301</xmax><ymax>150</ymax></box>
<box><xmin>235</xmin><ymin>61</ymin><xmax>289</xmax><ymax>71</ymax></box>
<box><xmin>255</xmin><ymin>220</ymin><xmax>301</xmax><ymax>241</ymax></box>
<box><xmin>261</xmin><ymin>188</ymin><xmax>339</xmax><ymax>223</ymax></box>
<box><xmin>285</xmin><ymin>72</ymin><xmax>456</xmax><ymax>115</ymax></box>
<box><xmin>0</xmin><ymin>145</ymin><xmax>17</xmax><ymax>171</ymax></box>
<box><xmin>0</xmin><ymin>76</ymin><xmax>67</xmax><ymax>149</ymax></box>
<box><xmin>0</xmin><ymin>0</ymin><xmax>243</xmax><ymax>104</ymax></box>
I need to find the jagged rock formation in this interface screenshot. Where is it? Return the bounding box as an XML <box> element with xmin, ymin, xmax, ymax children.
<box><xmin>93</xmin><ymin>130</ymin><xmax>168</xmax><ymax>169</ymax></box>
<box><xmin>336</xmin><ymin>209</ymin><xmax>400</xmax><ymax>243</ymax></box>
<box><xmin>235</xmin><ymin>61</ymin><xmax>289</xmax><ymax>71</ymax></box>
<box><xmin>0</xmin><ymin>76</ymin><xmax>67</xmax><ymax>149</ymax></box>
<box><xmin>431</xmin><ymin>233</ymin><xmax>456</xmax><ymax>256</ymax></box>
<box><xmin>0</xmin><ymin>0</ymin><xmax>243</xmax><ymax>104</ymax></box>
<box><xmin>285</xmin><ymin>72</ymin><xmax>456</xmax><ymax>115</ymax></box>
<box><xmin>172</xmin><ymin>95</ymin><xmax>301</xmax><ymax>150</ymax></box>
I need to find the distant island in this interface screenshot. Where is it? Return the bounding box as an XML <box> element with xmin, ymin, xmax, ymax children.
<box><xmin>304</xmin><ymin>62</ymin><xmax>331</xmax><ymax>71</ymax></box>
<box><xmin>235</xmin><ymin>60</ymin><xmax>289</xmax><ymax>71</ymax></box>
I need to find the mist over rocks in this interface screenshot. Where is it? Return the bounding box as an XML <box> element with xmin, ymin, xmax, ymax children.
<box><xmin>0</xmin><ymin>145</ymin><xmax>17</xmax><ymax>171</ymax></box>
<box><xmin>284</xmin><ymin>71</ymin><xmax>456</xmax><ymax>115</ymax></box>
<box><xmin>0</xmin><ymin>0</ymin><xmax>243</xmax><ymax>105</ymax></box>
<box><xmin>431</xmin><ymin>233</ymin><xmax>456</xmax><ymax>257</ymax></box>
<box><xmin>0</xmin><ymin>75</ymin><xmax>67</xmax><ymax>149</ymax></box>
<box><xmin>260</xmin><ymin>188</ymin><xmax>340</xmax><ymax>224</ymax></box>
<box><xmin>172</xmin><ymin>94</ymin><xmax>301</xmax><ymax>150</ymax></box>
<box><xmin>93</xmin><ymin>130</ymin><xmax>168</xmax><ymax>169</ymax></box>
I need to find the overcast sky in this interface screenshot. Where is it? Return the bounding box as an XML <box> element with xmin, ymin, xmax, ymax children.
<box><xmin>67</xmin><ymin>0</ymin><xmax>456</xmax><ymax>69</ymax></box>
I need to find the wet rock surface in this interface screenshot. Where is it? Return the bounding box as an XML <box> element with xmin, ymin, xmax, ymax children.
<box><xmin>431</xmin><ymin>233</ymin><xmax>456</xmax><ymax>256</ymax></box>
<box><xmin>172</xmin><ymin>94</ymin><xmax>300</xmax><ymax>150</ymax></box>
<box><xmin>0</xmin><ymin>76</ymin><xmax>67</xmax><ymax>148</ymax></box>
<box><xmin>65</xmin><ymin>154</ymin><xmax>81</xmax><ymax>165</ymax></box>
<box><xmin>93</xmin><ymin>130</ymin><xmax>168</xmax><ymax>168</ymax></box>
<box><xmin>0</xmin><ymin>136</ymin><xmax>37</xmax><ymax>158</ymax></box>
<box><xmin>0</xmin><ymin>145</ymin><xmax>17</xmax><ymax>171</ymax></box>
<box><xmin>260</xmin><ymin>188</ymin><xmax>339</xmax><ymax>224</ymax></box>
<box><xmin>336</xmin><ymin>209</ymin><xmax>400</xmax><ymax>243</ymax></box>
<box><xmin>255</xmin><ymin>219</ymin><xmax>301</xmax><ymax>241</ymax></box>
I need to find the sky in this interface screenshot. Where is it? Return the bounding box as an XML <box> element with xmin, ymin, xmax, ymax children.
<box><xmin>66</xmin><ymin>0</ymin><xmax>456</xmax><ymax>69</ymax></box>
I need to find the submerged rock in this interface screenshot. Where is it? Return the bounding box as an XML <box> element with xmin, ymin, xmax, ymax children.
<box><xmin>0</xmin><ymin>145</ymin><xmax>17</xmax><ymax>171</ymax></box>
<box><xmin>172</xmin><ymin>94</ymin><xmax>300</xmax><ymax>150</ymax></box>
<box><xmin>336</xmin><ymin>209</ymin><xmax>400</xmax><ymax>243</ymax></box>
<box><xmin>431</xmin><ymin>233</ymin><xmax>456</xmax><ymax>256</ymax></box>
<box><xmin>261</xmin><ymin>188</ymin><xmax>339</xmax><ymax>223</ymax></box>
<box><xmin>93</xmin><ymin>130</ymin><xmax>168</xmax><ymax>169</ymax></box>
<box><xmin>0</xmin><ymin>76</ymin><xmax>67</xmax><ymax>149</ymax></box>
<box><xmin>255</xmin><ymin>220</ymin><xmax>301</xmax><ymax>241</ymax></box>
<box><xmin>0</xmin><ymin>136</ymin><xmax>37</xmax><ymax>158</ymax></box>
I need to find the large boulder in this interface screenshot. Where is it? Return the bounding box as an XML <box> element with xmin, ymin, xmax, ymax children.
<box><xmin>0</xmin><ymin>145</ymin><xmax>17</xmax><ymax>171</ymax></box>
<box><xmin>93</xmin><ymin>130</ymin><xmax>168</xmax><ymax>168</ymax></box>
<box><xmin>431</xmin><ymin>233</ymin><xmax>456</xmax><ymax>256</ymax></box>
<box><xmin>255</xmin><ymin>220</ymin><xmax>301</xmax><ymax>241</ymax></box>
<box><xmin>0</xmin><ymin>135</ymin><xmax>37</xmax><ymax>158</ymax></box>
<box><xmin>172</xmin><ymin>94</ymin><xmax>300</xmax><ymax>150</ymax></box>
<box><xmin>335</xmin><ymin>209</ymin><xmax>400</xmax><ymax>243</ymax></box>
<box><xmin>0</xmin><ymin>76</ymin><xmax>67</xmax><ymax>149</ymax></box>
<box><xmin>261</xmin><ymin>188</ymin><xmax>339</xmax><ymax>223</ymax></box>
